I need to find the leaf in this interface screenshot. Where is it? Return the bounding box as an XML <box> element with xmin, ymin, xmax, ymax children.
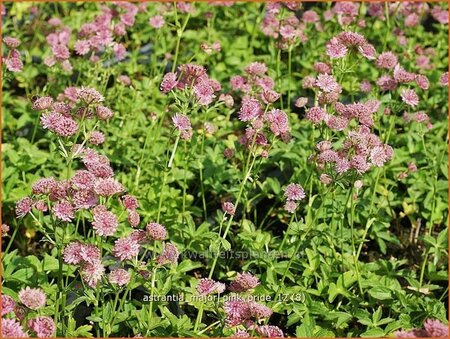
<box><xmin>368</xmin><ymin>287</ymin><xmax>392</xmax><ymax>300</ymax></box>
<box><xmin>361</xmin><ymin>328</ymin><xmax>386</xmax><ymax>337</ymax></box>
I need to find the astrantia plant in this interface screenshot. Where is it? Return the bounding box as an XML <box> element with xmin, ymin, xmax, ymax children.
<box><xmin>1</xmin><ymin>1</ymin><xmax>448</xmax><ymax>338</ymax></box>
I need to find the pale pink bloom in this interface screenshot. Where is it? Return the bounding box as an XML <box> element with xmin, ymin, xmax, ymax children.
<box><xmin>358</xmin><ymin>43</ymin><xmax>376</xmax><ymax>60</ymax></box>
<box><xmin>424</xmin><ymin>319</ymin><xmax>449</xmax><ymax>337</ymax></box>
<box><xmin>15</xmin><ymin>197</ymin><xmax>33</xmax><ymax>218</ymax></box>
<box><xmin>94</xmin><ymin>178</ymin><xmax>124</xmax><ymax>196</ymax></box>
<box><xmin>401</xmin><ymin>89</ymin><xmax>419</xmax><ymax>107</ymax></box>
<box><xmin>238</xmin><ymin>96</ymin><xmax>262</xmax><ymax>121</ymax></box>
<box><xmin>92</xmin><ymin>205</ymin><xmax>118</xmax><ymax>237</ymax></box>
<box><xmin>172</xmin><ymin>113</ymin><xmax>191</xmax><ymax>131</ymax></box>
<box><xmin>326</xmin><ymin>37</ymin><xmax>348</xmax><ymax>58</ymax></box>
<box><xmin>256</xmin><ymin>325</ymin><xmax>284</xmax><ymax>337</ymax></box>
<box><xmin>156</xmin><ymin>243</ymin><xmax>179</xmax><ymax>265</ymax></box>
<box><xmin>415</xmin><ymin>74</ymin><xmax>429</xmax><ymax>90</ymax></box>
<box><xmin>244</xmin><ymin>62</ymin><xmax>267</xmax><ymax>75</ymax></box>
<box><xmin>233</xmin><ymin>330</ymin><xmax>250</xmax><ymax>338</ymax></box>
<box><xmin>127</xmin><ymin>209</ymin><xmax>140</xmax><ymax>227</ymax></box>
<box><xmin>113</xmin><ymin>43</ymin><xmax>126</xmax><ymax>60</ymax></box>
<box><xmin>222</xmin><ymin>201</ymin><xmax>236</xmax><ymax>216</ymax></box>
<box><xmin>89</xmin><ymin>131</ymin><xmax>105</xmax><ymax>145</ymax></box>
<box><xmin>360</xmin><ymin>80</ymin><xmax>372</xmax><ymax>93</ymax></box>
<box><xmin>393</xmin><ymin>64</ymin><xmax>416</xmax><ymax>83</ymax></box>
<box><xmin>376</xmin><ymin>51</ymin><xmax>398</xmax><ymax>69</ymax></box>
<box><xmin>315</xmin><ymin>74</ymin><xmax>341</xmax><ymax>93</ymax></box>
<box><xmin>302</xmin><ymin>10</ymin><xmax>320</xmax><ymax>23</ymax></box>
<box><xmin>146</xmin><ymin>222</ymin><xmax>167</xmax><ymax>240</ymax></box>
<box><xmin>31</xmin><ymin>96</ymin><xmax>53</xmax><ymax>111</ymax></box>
<box><xmin>439</xmin><ymin>72</ymin><xmax>448</xmax><ymax>86</ymax></box>
<box><xmin>1</xmin><ymin>295</ymin><xmax>16</xmax><ymax>315</ymax></box>
<box><xmin>96</xmin><ymin>105</ymin><xmax>114</xmax><ymax>120</ymax></box>
<box><xmin>80</xmin><ymin>259</ymin><xmax>105</xmax><ymax>288</ymax></box>
<box><xmin>18</xmin><ymin>287</ymin><xmax>46</xmax><ymax>310</ymax></box>
<box><xmin>219</xmin><ymin>94</ymin><xmax>234</xmax><ymax>108</ymax></box>
<box><xmin>53</xmin><ymin>201</ymin><xmax>75</xmax><ymax>222</ymax></box>
<box><xmin>295</xmin><ymin>97</ymin><xmax>308</xmax><ymax>108</ymax></box>
<box><xmin>2</xmin><ymin>318</ymin><xmax>28</xmax><ymax>338</ymax></box>
<box><xmin>249</xmin><ymin>301</ymin><xmax>273</xmax><ymax>319</ymax></box>
<box><xmin>320</xmin><ymin>173</ymin><xmax>333</xmax><ymax>185</ymax></box>
<box><xmin>74</xmin><ymin>40</ymin><xmax>90</xmax><ymax>55</ymax></box>
<box><xmin>40</xmin><ymin>112</ymin><xmax>78</xmax><ymax>137</ymax></box>
<box><xmin>28</xmin><ymin>316</ymin><xmax>55</xmax><ymax>338</ymax></box>
<box><xmin>149</xmin><ymin>15</ymin><xmax>165</xmax><ymax>28</ymax></box>
<box><xmin>306</xmin><ymin>107</ymin><xmax>326</xmax><ymax>124</ymax></box>
<box><xmin>265</xmin><ymin>109</ymin><xmax>289</xmax><ymax>136</ymax></box>
<box><xmin>113</xmin><ymin>236</ymin><xmax>140</xmax><ymax>261</ymax></box>
<box><xmin>77</xmin><ymin>87</ymin><xmax>104</xmax><ymax>104</ymax></box>
<box><xmin>122</xmin><ymin>194</ymin><xmax>139</xmax><ymax>210</ymax></box>
<box><xmin>108</xmin><ymin>268</ymin><xmax>131</xmax><ymax>287</ymax></box>
<box><xmin>284</xmin><ymin>200</ymin><xmax>298</xmax><ymax>213</ymax></box>
<box><xmin>5</xmin><ymin>57</ymin><xmax>23</xmax><ymax>72</ymax></box>
<box><xmin>118</xmin><ymin>75</ymin><xmax>131</xmax><ymax>86</ymax></box>
<box><xmin>3</xmin><ymin>36</ymin><xmax>21</xmax><ymax>48</ymax></box>
<box><xmin>197</xmin><ymin>278</ymin><xmax>225</xmax><ymax>295</ymax></box>
<box><xmin>229</xmin><ymin>272</ymin><xmax>260</xmax><ymax>292</ymax></box>
<box><xmin>376</xmin><ymin>75</ymin><xmax>397</xmax><ymax>91</ymax></box>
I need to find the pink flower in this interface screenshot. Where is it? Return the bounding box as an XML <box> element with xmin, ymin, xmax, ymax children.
<box><xmin>92</xmin><ymin>205</ymin><xmax>118</xmax><ymax>237</ymax></box>
<box><xmin>89</xmin><ymin>131</ymin><xmax>105</xmax><ymax>145</ymax></box>
<box><xmin>315</xmin><ymin>74</ymin><xmax>341</xmax><ymax>93</ymax></box>
<box><xmin>40</xmin><ymin>112</ymin><xmax>78</xmax><ymax>137</ymax></box>
<box><xmin>194</xmin><ymin>79</ymin><xmax>215</xmax><ymax>105</ymax></box>
<box><xmin>222</xmin><ymin>201</ymin><xmax>236</xmax><ymax>216</ymax></box>
<box><xmin>284</xmin><ymin>183</ymin><xmax>306</xmax><ymax>201</ymax></box>
<box><xmin>393</xmin><ymin>65</ymin><xmax>416</xmax><ymax>83</ymax></box>
<box><xmin>415</xmin><ymin>74</ymin><xmax>429</xmax><ymax>90</ymax></box>
<box><xmin>156</xmin><ymin>242</ymin><xmax>179</xmax><ymax>265</ymax></box>
<box><xmin>358</xmin><ymin>43</ymin><xmax>376</xmax><ymax>60</ymax></box>
<box><xmin>108</xmin><ymin>268</ymin><xmax>131</xmax><ymax>287</ymax></box>
<box><xmin>2</xmin><ymin>318</ymin><xmax>28</xmax><ymax>338</ymax></box>
<box><xmin>319</xmin><ymin>174</ymin><xmax>333</xmax><ymax>185</ymax></box>
<box><xmin>5</xmin><ymin>57</ymin><xmax>23</xmax><ymax>72</ymax></box>
<box><xmin>31</xmin><ymin>96</ymin><xmax>53</xmax><ymax>111</ymax></box>
<box><xmin>229</xmin><ymin>272</ymin><xmax>260</xmax><ymax>292</ymax></box>
<box><xmin>197</xmin><ymin>278</ymin><xmax>225</xmax><ymax>295</ymax></box>
<box><xmin>376</xmin><ymin>75</ymin><xmax>397</xmax><ymax>91</ymax></box>
<box><xmin>306</xmin><ymin>107</ymin><xmax>326</xmax><ymax>124</ymax></box>
<box><xmin>121</xmin><ymin>194</ymin><xmax>139</xmax><ymax>210</ymax></box>
<box><xmin>256</xmin><ymin>325</ymin><xmax>284</xmax><ymax>338</ymax></box>
<box><xmin>28</xmin><ymin>316</ymin><xmax>55</xmax><ymax>338</ymax></box>
<box><xmin>326</xmin><ymin>37</ymin><xmax>348</xmax><ymax>58</ymax></box>
<box><xmin>265</xmin><ymin>109</ymin><xmax>289</xmax><ymax>136</ymax></box>
<box><xmin>53</xmin><ymin>201</ymin><xmax>75</xmax><ymax>222</ymax></box>
<box><xmin>96</xmin><ymin>105</ymin><xmax>114</xmax><ymax>120</ymax></box>
<box><xmin>113</xmin><ymin>43</ymin><xmax>126</xmax><ymax>61</ymax></box>
<box><xmin>118</xmin><ymin>75</ymin><xmax>131</xmax><ymax>86</ymax></box>
<box><xmin>3</xmin><ymin>36</ymin><xmax>21</xmax><ymax>48</ymax></box>
<box><xmin>1</xmin><ymin>295</ymin><xmax>16</xmax><ymax>316</ymax></box>
<box><xmin>360</xmin><ymin>80</ymin><xmax>372</xmax><ymax>93</ymax></box>
<box><xmin>77</xmin><ymin>87</ymin><xmax>104</xmax><ymax>104</ymax></box>
<box><xmin>94</xmin><ymin>178</ymin><xmax>124</xmax><ymax>196</ymax></box>
<box><xmin>149</xmin><ymin>15</ymin><xmax>165</xmax><ymax>28</ymax></box>
<box><xmin>127</xmin><ymin>209</ymin><xmax>140</xmax><ymax>227</ymax></box>
<box><xmin>80</xmin><ymin>259</ymin><xmax>105</xmax><ymax>288</ymax></box>
<box><xmin>233</xmin><ymin>330</ymin><xmax>250</xmax><ymax>338</ymax></box>
<box><xmin>401</xmin><ymin>89</ymin><xmax>419</xmax><ymax>107</ymax></box>
<box><xmin>244</xmin><ymin>62</ymin><xmax>267</xmax><ymax>75</ymax></box>
<box><xmin>424</xmin><ymin>319</ymin><xmax>449</xmax><ymax>337</ymax></box>
<box><xmin>113</xmin><ymin>236</ymin><xmax>140</xmax><ymax>261</ymax></box>
<box><xmin>376</xmin><ymin>51</ymin><xmax>398</xmax><ymax>69</ymax></box>
<box><xmin>440</xmin><ymin>72</ymin><xmax>448</xmax><ymax>86</ymax></box>
<box><xmin>172</xmin><ymin>113</ymin><xmax>192</xmax><ymax>131</ymax></box>
<box><xmin>18</xmin><ymin>287</ymin><xmax>46</xmax><ymax>310</ymax></box>
<box><xmin>238</xmin><ymin>96</ymin><xmax>262</xmax><ymax>122</ymax></box>
<box><xmin>74</xmin><ymin>40</ymin><xmax>90</xmax><ymax>55</ymax></box>
<box><xmin>295</xmin><ymin>97</ymin><xmax>308</xmax><ymax>108</ymax></box>
<box><xmin>146</xmin><ymin>222</ymin><xmax>167</xmax><ymax>240</ymax></box>
<box><xmin>224</xmin><ymin>298</ymin><xmax>251</xmax><ymax>326</ymax></box>
<box><xmin>15</xmin><ymin>197</ymin><xmax>33</xmax><ymax>218</ymax></box>
<box><xmin>261</xmin><ymin>89</ymin><xmax>280</xmax><ymax>104</ymax></box>
<box><xmin>249</xmin><ymin>302</ymin><xmax>273</xmax><ymax>319</ymax></box>
<box><xmin>284</xmin><ymin>200</ymin><xmax>298</xmax><ymax>213</ymax></box>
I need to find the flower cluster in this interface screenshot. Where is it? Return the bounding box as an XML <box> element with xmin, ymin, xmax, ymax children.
<box><xmin>44</xmin><ymin>22</ymin><xmax>72</xmax><ymax>71</ymax></box>
<box><xmin>2</xmin><ymin>36</ymin><xmax>23</xmax><ymax>72</ymax></box>
<box><xmin>230</xmin><ymin>62</ymin><xmax>290</xmax><ymax>156</ymax></box>
<box><xmin>395</xmin><ymin>319</ymin><xmax>448</xmax><ymax>338</ymax></box>
<box><xmin>160</xmin><ymin>63</ymin><xmax>221</xmax><ymax>106</ymax></box>
<box><xmin>260</xmin><ymin>2</ymin><xmax>307</xmax><ymax>49</ymax></box>
<box><xmin>1</xmin><ymin>289</ymin><xmax>55</xmax><ymax>338</ymax></box>
<box><xmin>326</xmin><ymin>31</ymin><xmax>376</xmax><ymax>60</ymax></box>
<box><xmin>283</xmin><ymin>183</ymin><xmax>306</xmax><ymax>213</ymax></box>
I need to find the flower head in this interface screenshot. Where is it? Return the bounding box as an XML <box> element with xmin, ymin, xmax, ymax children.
<box><xmin>28</xmin><ymin>316</ymin><xmax>56</xmax><ymax>338</ymax></box>
<box><xmin>146</xmin><ymin>222</ymin><xmax>167</xmax><ymax>240</ymax></box>
<box><xmin>197</xmin><ymin>278</ymin><xmax>226</xmax><ymax>295</ymax></box>
<box><xmin>108</xmin><ymin>268</ymin><xmax>131</xmax><ymax>287</ymax></box>
<box><xmin>2</xmin><ymin>318</ymin><xmax>28</xmax><ymax>338</ymax></box>
<box><xmin>18</xmin><ymin>287</ymin><xmax>46</xmax><ymax>310</ymax></box>
<box><xmin>284</xmin><ymin>183</ymin><xmax>306</xmax><ymax>201</ymax></box>
<box><xmin>229</xmin><ymin>272</ymin><xmax>260</xmax><ymax>292</ymax></box>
